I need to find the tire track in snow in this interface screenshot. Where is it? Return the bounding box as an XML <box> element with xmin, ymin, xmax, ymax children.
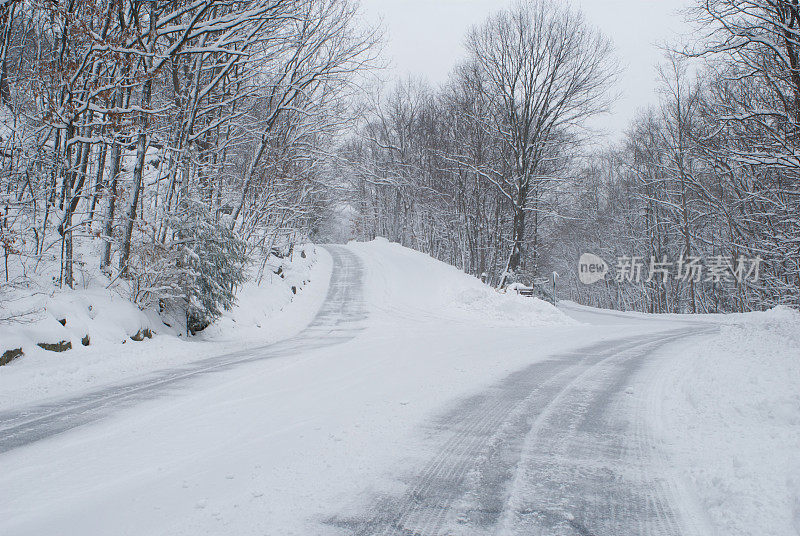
<box><xmin>328</xmin><ymin>329</ymin><xmax>707</xmax><ymax>535</ymax></box>
<box><xmin>497</xmin><ymin>331</ymin><xmax>691</xmax><ymax>536</ymax></box>
<box><xmin>0</xmin><ymin>245</ymin><xmax>366</xmax><ymax>454</ymax></box>
<box><xmin>495</xmin><ymin>326</ymin><xmax>716</xmax><ymax>536</ymax></box>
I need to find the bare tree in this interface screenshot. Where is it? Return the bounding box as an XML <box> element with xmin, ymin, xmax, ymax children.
<box><xmin>465</xmin><ymin>0</ymin><xmax>616</xmax><ymax>286</ymax></box>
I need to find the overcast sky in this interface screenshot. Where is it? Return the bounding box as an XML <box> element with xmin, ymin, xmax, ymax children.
<box><xmin>357</xmin><ymin>0</ymin><xmax>693</xmax><ymax>142</ymax></box>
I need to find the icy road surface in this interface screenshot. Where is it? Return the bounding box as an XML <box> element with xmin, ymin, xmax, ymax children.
<box><xmin>0</xmin><ymin>241</ymin><xmax>719</xmax><ymax>535</ymax></box>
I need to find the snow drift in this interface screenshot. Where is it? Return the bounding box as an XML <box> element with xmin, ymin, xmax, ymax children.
<box><xmin>348</xmin><ymin>237</ymin><xmax>573</xmax><ymax>327</ymax></box>
<box><xmin>653</xmin><ymin>306</ymin><xmax>800</xmax><ymax>536</ymax></box>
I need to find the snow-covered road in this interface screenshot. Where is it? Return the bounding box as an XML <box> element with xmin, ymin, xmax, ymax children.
<box><xmin>0</xmin><ymin>245</ymin><xmax>366</xmax><ymax>454</ymax></box>
<box><xmin>332</xmin><ymin>327</ymin><xmax>718</xmax><ymax>536</ymax></box>
<box><xmin>0</xmin><ymin>241</ymin><xmax>765</xmax><ymax>536</ymax></box>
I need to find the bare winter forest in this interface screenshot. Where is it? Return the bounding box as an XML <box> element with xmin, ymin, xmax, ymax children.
<box><xmin>1</xmin><ymin>0</ymin><xmax>799</xmax><ymax>331</ymax></box>
<box><xmin>2</xmin><ymin>3</ymin><xmax>800</xmax><ymax>535</ymax></box>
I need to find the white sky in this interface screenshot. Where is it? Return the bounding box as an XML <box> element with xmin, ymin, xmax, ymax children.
<box><xmin>357</xmin><ymin>0</ymin><xmax>693</xmax><ymax>142</ymax></box>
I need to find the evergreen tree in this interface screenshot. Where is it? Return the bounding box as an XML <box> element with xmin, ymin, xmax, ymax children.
<box><xmin>171</xmin><ymin>200</ymin><xmax>248</xmax><ymax>333</ymax></box>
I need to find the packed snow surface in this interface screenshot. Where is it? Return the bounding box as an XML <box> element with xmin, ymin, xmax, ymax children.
<box><xmin>0</xmin><ymin>238</ymin><xmax>797</xmax><ymax>536</ymax></box>
<box><xmin>0</xmin><ymin>245</ymin><xmax>330</xmax><ymax>409</ymax></box>
<box><xmin>0</xmin><ymin>240</ymin><xmax>602</xmax><ymax>536</ymax></box>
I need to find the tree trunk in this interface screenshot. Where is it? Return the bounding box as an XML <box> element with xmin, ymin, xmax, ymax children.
<box><xmin>89</xmin><ymin>142</ymin><xmax>107</xmax><ymax>222</ymax></box>
<box><xmin>118</xmin><ymin>5</ymin><xmax>155</xmax><ymax>275</ymax></box>
<box><xmin>101</xmin><ymin>138</ymin><xmax>120</xmax><ymax>273</ymax></box>
<box><xmin>119</xmin><ymin>129</ymin><xmax>148</xmax><ymax>275</ymax></box>
<box><xmin>499</xmin><ymin>205</ymin><xmax>525</xmax><ymax>288</ymax></box>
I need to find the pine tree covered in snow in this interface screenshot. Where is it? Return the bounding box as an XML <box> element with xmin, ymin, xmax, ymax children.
<box><xmin>171</xmin><ymin>200</ymin><xmax>247</xmax><ymax>333</ymax></box>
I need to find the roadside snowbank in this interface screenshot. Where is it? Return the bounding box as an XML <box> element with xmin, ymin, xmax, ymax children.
<box><xmin>348</xmin><ymin>238</ymin><xmax>574</xmax><ymax>327</ymax></box>
<box><xmin>0</xmin><ymin>246</ymin><xmax>331</xmax><ymax>410</ymax></box>
<box><xmin>654</xmin><ymin>306</ymin><xmax>800</xmax><ymax>536</ymax></box>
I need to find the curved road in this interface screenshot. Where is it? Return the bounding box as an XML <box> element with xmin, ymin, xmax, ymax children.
<box><xmin>0</xmin><ymin>245</ymin><xmax>365</xmax><ymax>454</ymax></box>
<box><xmin>329</xmin><ymin>325</ymin><xmax>715</xmax><ymax>536</ymax></box>
<box><xmin>0</xmin><ymin>244</ymin><xmax>714</xmax><ymax>536</ymax></box>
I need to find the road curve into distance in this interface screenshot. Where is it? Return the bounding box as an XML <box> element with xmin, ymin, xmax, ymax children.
<box><xmin>0</xmin><ymin>245</ymin><xmax>365</xmax><ymax>454</ymax></box>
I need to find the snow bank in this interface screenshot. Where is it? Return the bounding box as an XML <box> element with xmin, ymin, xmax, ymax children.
<box><xmin>449</xmin><ymin>285</ymin><xmax>571</xmax><ymax>326</ymax></box>
<box><xmin>0</xmin><ymin>246</ymin><xmax>331</xmax><ymax>410</ymax></box>
<box><xmin>654</xmin><ymin>306</ymin><xmax>800</xmax><ymax>536</ymax></box>
<box><xmin>348</xmin><ymin>238</ymin><xmax>574</xmax><ymax>327</ymax></box>
<box><xmin>197</xmin><ymin>247</ymin><xmax>328</xmax><ymax>343</ymax></box>
<box><xmin>1</xmin><ymin>288</ymin><xmax>159</xmax><ymax>357</ymax></box>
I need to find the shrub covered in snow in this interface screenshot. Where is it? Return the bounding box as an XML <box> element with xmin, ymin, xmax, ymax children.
<box><xmin>170</xmin><ymin>200</ymin><xmax>248</xmax><ymax>333</ymax></box>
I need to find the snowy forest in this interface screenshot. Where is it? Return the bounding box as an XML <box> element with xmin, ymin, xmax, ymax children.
<box><xmin>0</xmin><ymin>0</ymin><xmax>377</xmax><ymax>330</ymax></box>
<box><xmin>1</xmin><ymin>0</ymin><xmax>799</xmax><ymax>332</ymax></box>
<box><xmin>341</xmin><ymin>1</ymin><xmax>800</xmax><ymax>313</ymax></box>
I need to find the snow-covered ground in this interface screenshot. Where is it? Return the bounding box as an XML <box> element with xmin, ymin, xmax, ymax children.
<box><xmin>564</xmin><ymin>298</ymin><xmax>800</xmax><ymax>536</ymax></box>
<box><xmin>0</xmin><ymin>240</ymin><xmax>618</xmax><ymax>535</ymax></box>
<box><xmin>348</xmin><ymin>237</ymin><xmax>573</xmax><ymax>327</ymax></box>
<box><xmin>648</xmin><ymin>306</ymin><xmax>800</xmax><ymax>536</ymax></box>
<box><xmin>1</xmin><ymin>238</ymin><xmax>798</xmax><ymax>536</ymax></box>
<box><xmin>0</xmin><ymin>245</ymin><xmax>330</xmax><ymax>410</ymax></box>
